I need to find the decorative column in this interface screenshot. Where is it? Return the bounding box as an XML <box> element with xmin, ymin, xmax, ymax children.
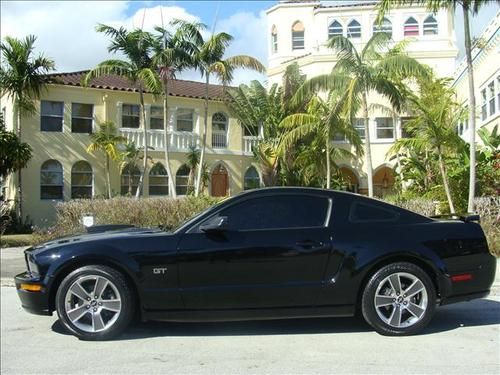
<box><xmin>116</xmin><ymin>102</ymin><xmax>122</xmax><ymax>128</ymax></box>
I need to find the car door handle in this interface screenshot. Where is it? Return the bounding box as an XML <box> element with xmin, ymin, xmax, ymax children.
<box><xmin>296</xmin><ymin>240</ymin><xmax>323</xmax><ymax>249</ymax></box>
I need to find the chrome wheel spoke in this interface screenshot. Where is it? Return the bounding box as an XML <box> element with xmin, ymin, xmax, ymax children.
<box><xmin>389</xmin><ymin>306</ymin><xmax>402</xmax><ymax>327</ymax></box>
<box><xmin>70</xmin><ymin>282</ymin><xmax>90</xmax><ymax>301</ymax></box>
<box><xmin>404</xmin><ymin>280</ymin><xmax>424</xmax><ymax>298</ymax></box>
<box><xmin>93</xmin><ymin>277</ymin><xmax>108</xmax><ymax>299</ymax></box>
<box><xmin>67</xmin><ymin>305</ymin><xmax>89</xmax><ymax>323</ymax></box>
<box><xmin>100</xmin><ymin>299</ymin><xmax>121</xmax><ymax>312</ymax></box>
<box><xmin>406</xmin><ymin>302</ymin><xmax>425</xmax><ymax>318</ymax></box>
<box><xmin>388</xmin><ymin>274</ymin><xmax>402</xmax><ymax>294</ymax></box>
<box><xmin>92</xmin><ymin>312</ymin><xmax>105</xmax><ymax>332</ymax></box>
<box><xmin>375</xmin><ymin>295</ymin><xmax>394</xmax><ymax>307</ymax></box>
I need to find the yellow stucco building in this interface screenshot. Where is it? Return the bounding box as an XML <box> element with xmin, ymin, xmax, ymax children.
<box><xmin>1</xmin><ymin>72</ymin><xmax>262</xmax><ymax>227</ymax></box>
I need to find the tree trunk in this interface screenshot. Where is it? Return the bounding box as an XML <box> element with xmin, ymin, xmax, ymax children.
<box><xmin>105</xmin><ymin>154</ymin><xmax>112</xmax><ymax>199</ymax></box>
<box><xmin>438</xmin><ymin>150</ymin><xmax>455</xmax><ymax>214</ymax></box>
<box><xmin>326</xmin><ymin>131</ymin><xmax>331</xmax><ymax>189</ymax></box>
<box><xmin>463</xmin><ymin>6</ymin><xmax>477</xmax><ymax>213</ymax></box>
<box><xmin>362</xmin><ymin>93</ymin><xmax>374</xmax><ymax>197</ymax></box>
<box><xmin>162</xmin><ymin>78</ymin><xmax>177</xmax><ymax>199</ymax></box>
<box><xmin>135</xmin><ymin>87</ymin><xmax>148</xmax><ymax>199</ymax></box>
<box><xmin>195</xmin><ymin>74</ymin><xmax>210</xmax><ymax>197</ymax></box>
<box><xmin>15</xmin><ymin>99</ymin><xmax>23</xmax><ymax>221</ymax></box>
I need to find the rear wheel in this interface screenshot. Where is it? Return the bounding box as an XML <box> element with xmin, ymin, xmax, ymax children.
<box><xmin>55</xmin><ymin>265</ymin><xmax>134</xmax><ymax>340</ymax></box>
<box><xmin>361</xmin><ymin>262</ymin><xmax>436</xmax><ymax>336</ymax></box>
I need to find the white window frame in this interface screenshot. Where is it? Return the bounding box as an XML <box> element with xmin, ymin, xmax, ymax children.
<box><xmin>328</xmin><ymin>20</ymin><xmax>343</xmax><ymax>39</ymax></box>
<box><xmin>150</xmin><ymin>105</ymin><xmax>164</xmax><ymax>130</ymax></box>
<box><xmin>122</xmin><ymin>103</ymin><xmax>140</xmax><ymax>129</ymax></box>
<box><xmin>291</xmin><ymin>21</ymin><xmax>305</xmax><ymax>50</ymax></box>
<box><xmin>71</xmin><ymin>161</ymin><xmax>93</xmax><ymax>199</ymax></box>
<box><xmin>404</xmin><ymin>17</ymin><xmax>419</xmax><ymax>37</ymax></box>
<box><xmin>41</xmin><ymin>100</ymin><xmax>64</xmax><ymax>132</ymax></box>
<box><xmin>423</xmin><ymin>15</ymin><xmax>438</xmax><ymax>35</ymax></box>
<box><xmin>347</xmin><ymin>19</ymin><xmax>361</xmax><ymax>39</ymax></box>
<box><xmin>40</xmin><ymin>160</ymin><xmax>63</xmax><ymax>200</ymax></box>
<box><xmin>71</xmin><ymin>103</ymin><xmax>94</xmax><ymax>133</ymax></box>
<box><xmin>373</xmin><ymin>17</ymin><xmax>392</xmax><ymax>38</ymax></box>
<box><xmin>375</xmin><ymin>117</ymin><xmax>394</xmax><ymax>140</ymax></box>
<box><xmin>271</xmin><ymin>27</ymin><xmax>278</xmax><ymax>54</ymax></box>
<box><xmin>176</xmin><ymin>108</ymin><xmax>194</xmax><ymax>132</ymax></box>
<box><xmin>149</xmin><ymin>163</ymin><xmax>169</xmax><ymax>196</ymax></box>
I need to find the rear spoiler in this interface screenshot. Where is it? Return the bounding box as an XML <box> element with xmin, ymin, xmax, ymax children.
<box><xmin>430</xmin><ymin>214</ymin><xmax>480</xmax><ymax>223</ymax></box>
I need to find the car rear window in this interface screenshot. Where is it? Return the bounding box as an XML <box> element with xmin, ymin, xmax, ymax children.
<box><xmin>349</xmin><ymin>202</ymin><xmax>400</xmax><ymax>223</ymax></box>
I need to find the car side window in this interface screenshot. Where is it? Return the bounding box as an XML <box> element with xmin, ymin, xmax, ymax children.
<box><xmin>349</xmin><ymin>202</ymin><xmax>400</xmax><ymax>223</ymax></box>
<box><xmin>214</xmin><ymin>194</ymin><xmax>330</xmax><ymax>231</ymax></box>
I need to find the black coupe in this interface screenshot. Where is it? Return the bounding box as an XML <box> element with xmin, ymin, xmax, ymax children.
<box><xmin>15</xmin><ymin>188</ymin><xmax>496</xmax><ymax>340</ymax></box>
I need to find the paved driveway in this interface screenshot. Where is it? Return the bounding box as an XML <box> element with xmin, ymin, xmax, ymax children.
<box><xmin>1</xmin><ymin>247</ymin><xmax>499</xmax><ymax>374</ymax></box>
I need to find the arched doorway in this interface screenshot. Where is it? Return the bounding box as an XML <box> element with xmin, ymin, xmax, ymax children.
<box><xmin>211</xmin><ymin>164</ymin><xmax>229</xmax><ymax>197</ymax></box>
<box><xmin>339</xmin><ymin>167</ymin><xmax>359</xmax><ymax>193</ymax></box>
<box><xmin>373</xmin><ymin>166</ymin><xmax>395</xmax><ymax>197</ymax></box>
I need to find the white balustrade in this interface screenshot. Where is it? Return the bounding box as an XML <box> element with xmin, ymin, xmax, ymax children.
<box><xmin>212</xmin><ymin>132</ymin><xmax>227</xmax><ymax>149</ymax></box>
<box><xmin>243</xmin><ymin>136</ymin><xmax>259</xmax><ymax>154</ymax></box>
<box><xmin>120</xmin><ymin>129</ymin><xmax>200</xmax><ymax>152</ymax></box>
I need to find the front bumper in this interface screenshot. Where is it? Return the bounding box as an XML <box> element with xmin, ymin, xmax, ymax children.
<box><xmin>14</xmin><ymin>272</ymin><xmax>52</xmax><ymax>316</ymax></box>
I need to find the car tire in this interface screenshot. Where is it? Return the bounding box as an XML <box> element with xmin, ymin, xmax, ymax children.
<box><xmin>55</xmin><ymin>265</ymin><xmax>135</xmax><ymax>340</ymax></box>
<box><xmin>361</xmin><ymin>262</ymin><xmax>436</xmax><ymax>336</ymax></box>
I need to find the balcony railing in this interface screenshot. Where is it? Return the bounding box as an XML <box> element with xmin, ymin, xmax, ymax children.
<box><xmin>212</xmin><ymin>132</ymin><xmax>227</xmax><ymax>149</ymax></box>
<box><xmin>120</xmin><ymin>129</ymin><xmax>200</xmax><ymax>152</ymax></box>
<box><xmin>243</xmin><ymin>136</ymin><xmax>259</xmax><ymax>155</ymax></box>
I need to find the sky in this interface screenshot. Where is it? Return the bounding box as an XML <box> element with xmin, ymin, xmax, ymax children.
<box><xmin>1</xmin><ymin>0</ymin><xmax>499</xmax><ymax>86</ymax></box>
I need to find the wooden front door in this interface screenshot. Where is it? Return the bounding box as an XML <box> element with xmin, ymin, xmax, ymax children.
<box><xmin>211</xmin><ymin>165</ymin><xmax>228</xmax><ymax>197</ymax></box>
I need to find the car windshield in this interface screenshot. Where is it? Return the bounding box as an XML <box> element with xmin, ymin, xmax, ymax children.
<box><xmin>171</xmin><ymin>197</ymin><xmax>229</xmax><ymax>233</ymax></box>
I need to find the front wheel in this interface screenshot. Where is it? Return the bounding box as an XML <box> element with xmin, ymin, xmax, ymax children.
<box><xmin>361</xmin><ymin>262</ymin><xmax>436</xmax><ymax>336</ymax></box>
<box><xmin>55</xmin><ymin>265</ymin><xmax>135</xmax><ymax>340</ymax></box>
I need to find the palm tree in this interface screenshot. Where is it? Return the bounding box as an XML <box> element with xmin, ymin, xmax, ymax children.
<box><xmin>279</xmin><ymin>94</ymin><xmax>362</xmax><ymax>189</ymax></box>
<box><xmin>152</xmin><ymin>24</ymin><xmax>196</xmax><ymax>199</ymax></box>
<box><xmin>118</xmin><ymin>142</ymin><xmax>143</xmax><ymax>196</ymax></box>
<box><xmin>293</xmin><ymin>32</ymin><xmax>428</xmax><ymax>197</ymax></box>
<box><xmin>0</xmin><ymin>112</ymin><xmax>32</xmax><ymax>179</ymax></box>
<box><xmin>377</xmin><ymin>0</ymin><xmax>500</xmax><ymax>212</ymax></box>
<box><xmin>86</xmin><ymin>121</ymin><xmax>126</xmax><ymax>198</ymax></box>
<box><xmin>0</xmin><ymin>35</ymin><xmax>55</xmax><ymax>218</ymax></box>
<box><xmin>172</xmin><ymin>20</ymin><xmax>266</xmax><ymax>196</ymax></box>
<box><xmin>84</xmin><ymin>25</ymin><xmax>161</xmax><ymax>199</ymax></box>
<box><xmin>389</xmin><ymin>77</ymin><xmax>464</xmax><ymax>213</ymax></box>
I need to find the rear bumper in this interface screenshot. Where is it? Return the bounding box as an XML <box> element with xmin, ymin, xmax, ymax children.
<box><xmin>14</xmin><ymin>272</ymin><xmax>52</xmax><ymax>316</ymax></box>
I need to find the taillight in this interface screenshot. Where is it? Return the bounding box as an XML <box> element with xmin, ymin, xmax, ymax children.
<box><xmin>451</xmin><ymin>273</ymin><xmax>473</xmax><ymax>282</ymax></box>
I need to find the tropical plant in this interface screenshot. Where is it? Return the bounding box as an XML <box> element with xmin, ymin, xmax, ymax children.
<box><xmin>86</xmin><ymin>121</ymin><xmax>126</xmax><ymax>199</ymax></box>
<box><xmin>84</xmin><ymin>25</ymin><xmax>161</xmax><ymax>198</ymax></box>
<box><xmin>389</xmin><ymin>77</ymin><xmax>465</xmax><ymax>213</ymax></box>
<box><xmin>152</xmin><ymin>23</ymin><xmax>196</xmax><ymax>199</ymax></box>
<box><xmin>0</xmin><ymin>113</ymin><xmax>32</xmax><ymax>179</ymax></box>
<box><xmin>118</xmin><ymin>142</ymin><xmax>149</xmax><ymax>196</ymax></box>
<box><xmin>0</xmin><ymin>35</ymin><xmax>55</xmax><ymax>218</ymax></box>
<box><xmin>279</xmin><ymin>94</ymin><xmax>362</xmax><ymax>188</ymax></box>
<box><xmin>293</xmin><ymin>32</ymin><xmax>428</xmax><ymax>197</ymax></box>
<box><xmin>377</xmin><ymin>0</ymin><xmax>500</xmax><ymax>212</ymax></box>
<box><xmin>172</xmin><ymin>20</ymin><xmax>266</xmax><ymax>196</ymax></box>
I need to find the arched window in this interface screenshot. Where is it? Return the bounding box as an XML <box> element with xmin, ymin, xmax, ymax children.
<box><xmin>244</xmin><ymin>166</ymin><xmax>260</xmax><ymax>190</ymax></box>
<box><xmin>373</xmin><ymin>17</ymin><xmax>392</xmax><ymax>37</ymax></box>
<box><xmin>212</xmin><ymin>112</ymin><xmax>227</xmax><ymax>149</ymax></box>
<box><xmin>120</xmin><ymin>164</ymin><xmax>141</xmax><ymax>196</ymax></box>
<box><xmin>328</xmin><ymin>20</ymin><xmax>343</xmax><ymax>38</ymax></box>
<box><xmin>40</xmin><ymin>160</ymin><xmax>63</xmax><ymax>200</ymax></box>
<box><xmin>404</xmin><ymin>17</ymin><xmax>419</xmax><ymax>36</ymax></box>
<box><xmin>423</xmin><ymin>15</ymin><xmax>438</xmax><ymax>35</ymax></box>
<box><xmin>347</xmin><ymin>19</ymin><xmax>361</xmax><ymax>38</ymax></box>
<box><xmin>71</xmin><ymin>161</ymin><xmax>93</xmax><ymax>199</ymax></box>
<box><xmin>271</xmin><ymin>25</ymin><xmax>278</xmax><ymax>53</ymax></box>
<box><xmin>149</xmin><ymin>163</ymin><xmax>169</xmax><ymax>196</ymax></box>
<box><xmin>176</xmin><ymin>164</ymin><xmax>191</xmax><ymax>196</ymax></box>
<box><xmin>291</xmin><ymin>21</ymin><xmax>305</xmax><ymax>50</ymax></box>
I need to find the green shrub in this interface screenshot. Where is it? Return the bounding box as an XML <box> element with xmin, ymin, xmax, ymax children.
<box><xmin>33</xmin><ymin>196</ymin><xmax>223</xmax><ymax>244</ymax></box>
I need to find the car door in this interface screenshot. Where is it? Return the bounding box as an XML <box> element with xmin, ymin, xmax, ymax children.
<box><xmin>176</xmin><ymin>192</ymin><xmax>333</xmax><ymax>309</ymax></box>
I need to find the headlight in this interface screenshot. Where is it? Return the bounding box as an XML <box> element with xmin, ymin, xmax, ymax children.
<box><xmin>26</xmin><ymin>253</ymin><xmax>40</xmax><ymax>276</ymax></box>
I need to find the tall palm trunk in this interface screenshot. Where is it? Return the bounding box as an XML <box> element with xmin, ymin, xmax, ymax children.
<box><xmin>195</xmin><ymin>73</ymin><xmax>210</xmax><ymax>197</ymax></box>
<box><xmin>135</xmin><ymin>87</ymin><xmax>148</xmax><ymax>199</ymax></box>
<box><xmin>162</xmin><ymin>77</ymin><xmax>177</xmax><ymax>199</ymax></box>
<box><xmin>325</xmin><ymin>130</ymin><xmax>331</xmax><ymax>189</ymax></box>
<box><xmin>463</xmin><ymin>6</ymin><xmax>477</xmax><ymax>213</ymax></box>
<box><xmin>362</xmin><ymin>93</ymin><xmax>374</xmax><ymax>197</ymax></box>
<box><xmin>105</xmin><ymin>154</ymin><xmax>112</xmax><ymax>199</ymax></box>
<box><xmin>15</xmin><ymin>96</ymin><xmax>23</xmax><ymax>220</ymax></box>
<box><xmin>437</xmin><ymin>149</ymin><xmax>455</xmax><ymax>214</ymax></box>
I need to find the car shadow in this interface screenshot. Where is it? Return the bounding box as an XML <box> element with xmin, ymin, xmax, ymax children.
<box><xmin>51</xmin><ymin>298</ymin><xmax>500</xmax><ymax>340</ymax></box>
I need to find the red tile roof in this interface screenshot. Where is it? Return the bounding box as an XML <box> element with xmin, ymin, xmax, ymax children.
<box><xmin>48</xmin><ymin>70</ymin><xmax>228</xmax><ymax>101</ymax></box>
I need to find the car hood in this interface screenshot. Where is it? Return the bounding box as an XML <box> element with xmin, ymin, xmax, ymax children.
<box><xmin>30</xmin><ymin>227</ymin><xmax>165</xmax><ymax>255</ymax></box>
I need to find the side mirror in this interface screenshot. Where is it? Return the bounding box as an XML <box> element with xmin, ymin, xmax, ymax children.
<box><xmin>199</xmin><ymin>216</ymin><xmax>229</xmax><ymax>233</ymax></box>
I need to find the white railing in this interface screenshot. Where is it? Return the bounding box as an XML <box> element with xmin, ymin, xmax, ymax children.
<box><xmin>212</xmin><ymin>132</ymin><xmax>227</xmax><ymax>149</ymax></box>
<box><xmin>243</xmin><ymin>136</ymin><xmax>259</xmax><ymax>155</ymax></box>
<box><xmin>120</xmin><ymin>129</ymin><xmax>200</xmax><ymax>152</ymax></box>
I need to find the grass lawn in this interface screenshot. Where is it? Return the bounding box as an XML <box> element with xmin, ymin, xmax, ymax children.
<box><xmin>1</xmin><ymin>234</ymin><xmax>33</xmax><ymax>248</ymax></box>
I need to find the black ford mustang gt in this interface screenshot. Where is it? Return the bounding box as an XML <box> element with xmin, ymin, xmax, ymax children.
<box><xmin>15</xmin><ymin>188</ymin><xmax>496</xmax><ymax>340</ymax></box>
